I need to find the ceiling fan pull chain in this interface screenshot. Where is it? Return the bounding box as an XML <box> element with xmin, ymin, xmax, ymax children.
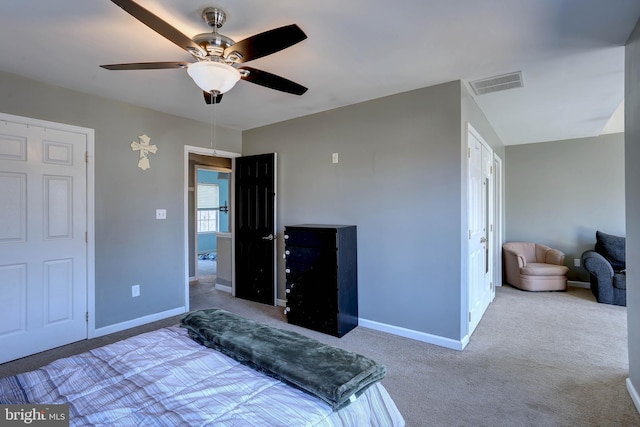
<box><xmin>210</xmin><ymin>90</ymin><xmax>218</xmax><ymax>155</ymax></box>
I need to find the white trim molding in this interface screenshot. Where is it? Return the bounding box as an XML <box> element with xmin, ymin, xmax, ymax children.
<box><xmin>627</xmin><ymin>378</ymin><xmax>640</xmax><ymax>415</ymax></box>
<box><xmin>568</xmin><ymin>280</ymin><xmax>590</xmax><ymax>289</ymax></box>
<box><xmin>93</xmin><ymin>307</ymin><xmax>186</xmax><ymax>338</ymax></box>
<box><xmin>358</xmin><ymin>318</ymin><xmax>465</xmax><ymax>351</ymax></box>
<box><xmin>215</xmin><ymin>284</ymin><xmax>232</xmax><ymax>293</ymax></box>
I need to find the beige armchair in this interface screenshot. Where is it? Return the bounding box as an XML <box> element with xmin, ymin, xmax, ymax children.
<box><xmin>503</xmin><ymin>242</ymin><xmax>569</xmax><ymax>291</ymax></box>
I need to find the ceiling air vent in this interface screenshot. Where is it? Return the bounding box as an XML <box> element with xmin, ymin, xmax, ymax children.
<box><xmin>470</xmin><ymin>71</ymin><xmax>524</xmax><ymax>96</ymax></box>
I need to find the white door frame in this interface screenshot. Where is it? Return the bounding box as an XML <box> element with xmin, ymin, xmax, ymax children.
<box><xmin>493</xmin><ymin>154</ymin><xmax>504</xmax><ymax>289</ymax></box>
<box><xmin>0</xmin><ymin>112</ymin><xmax>96</xmax><ymax>340</ymax></box>
<box><xmin>183</xmin><ymin>145</ymin><xmax>240</xmax><ymax>312</ymax></box>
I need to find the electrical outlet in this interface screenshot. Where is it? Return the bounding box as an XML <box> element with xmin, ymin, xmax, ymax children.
<box><xmin>574</xmin><ymin>258</ymin><xmax>580</xmax><ymax>267</ymax></box>
<box><xmin>156</xmin><ymin>209</ymin><xmax>166</xmax><ymax>220</ymax></box>
<box><xmin>132</xmin><ymin>284</ymin><xmax>140</xmax><ymax>297</ymax></box>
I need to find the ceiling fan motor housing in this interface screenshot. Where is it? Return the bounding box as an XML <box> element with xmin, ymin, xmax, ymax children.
<box><xmin>193</xmin><ymin>32</ymin><xmax>235</xmax><ymax>57</ymax></box>
<box><xmin>193</xmin><ymin>8</ymin><xmax>239</xmax><ymax>60</ymax></box>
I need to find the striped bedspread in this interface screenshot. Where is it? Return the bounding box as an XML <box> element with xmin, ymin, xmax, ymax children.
<box><xmin>0</xmin><ymin>326</ymin><xmax>405</xmax><ymax>426</ymax></box>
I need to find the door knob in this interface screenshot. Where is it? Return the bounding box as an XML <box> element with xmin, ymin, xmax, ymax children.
<box><xmin>480</xmin><ymin>237</ymin><xmax>487</xmax><ymax>243</ymax></box>
<box><xmin>262</xmin><ymin>234</ymin><xmax>275</xmax><ymax>241</ymax></box>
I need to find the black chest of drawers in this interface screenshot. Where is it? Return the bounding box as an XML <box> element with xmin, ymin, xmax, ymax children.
<box><xmin>284</xmin><ymin>224</ymin><xmax>358</xmax><ymax>337</ymax></box>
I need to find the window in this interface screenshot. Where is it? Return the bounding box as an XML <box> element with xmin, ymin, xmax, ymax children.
<box><xmin>197</xmin><ymin>183</ymin><xmax>219</xmax><ymax>233</ymax></box>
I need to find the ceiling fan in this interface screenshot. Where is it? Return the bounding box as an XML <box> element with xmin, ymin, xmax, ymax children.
<box><xmin>101</xmin><ymin>0</ymin><xmax>308</xmax><ymax>104</ymax></box>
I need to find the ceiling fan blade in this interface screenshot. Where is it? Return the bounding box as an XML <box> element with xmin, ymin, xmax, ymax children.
<box><xmin>110</xmin><ymin>0</ymin><xmax>207</xmax><ymax>58</ymax></box>
<box><xmin>203</xmin><ymin>91</ymin><xmax>223</xmax><ymax>104</ymax></box>
<box><xmin>224</xmin><ymin>24</ymin><xmax>307</xmax><ymax>63</ymax></box>
<box><xmin>100</xmin><ymin>62</ymin><xmax>190</xmax><ymax>70</ymax></box>
<box><xmin>239</xmin><ymin>66</ymin><xmax>307</xmax><ymax>95</ymax></box>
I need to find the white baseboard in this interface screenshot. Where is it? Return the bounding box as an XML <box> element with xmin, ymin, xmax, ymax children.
<box><xmin>627</xmin><ymin>378</ymin><xmax>640</xmax><ymax>414</ymax></box>
<box><xmin>91</xmin><ymin>307</ymin><xmax>186</xmax><ymax>338</ymax></box>
<box><xmin>460</xmin><ymin>334</ymin><xmax>470</xmax><ymax>350</ymax></box>
<box><xmin>358</xmin><ymin>318</ymin><xmax>464</xmax><ymax>351</ymax></box>
<box><xmin>215</xmin><ymin>284</ymin><xmax>232</xmax><ymax>293</ymax></box>
<box><xmin>568</xmin><ymin>280</ymin><xmax>590</xmax><ymax>289</ymax></box>
<box><xmin>275</xmin><ymin>299</ymin><xmax>461</xmax><ymax>350</ymax></box>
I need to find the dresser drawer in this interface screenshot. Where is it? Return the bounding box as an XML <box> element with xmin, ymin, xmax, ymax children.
<box><xmin>284</xmin><ymin>246</ymin><xmax>322</xmax><ymax>263</ymax></box>
<box><xmin>284</xmin><ymin>228</ymin><xmax>337</xmax><ymax>248</ymax></box>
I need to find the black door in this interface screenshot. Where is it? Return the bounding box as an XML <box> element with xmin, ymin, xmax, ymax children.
<box><xmin>234</xmin><ymin>153</ymin><xmax>276</xmax><ymax>305</ymax></box>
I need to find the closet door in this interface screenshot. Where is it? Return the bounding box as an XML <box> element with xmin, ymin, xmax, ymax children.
<box><xmin>0</xmin><ymin>116</ymin><xmax>90</xmax><ymax>363</ymax></box>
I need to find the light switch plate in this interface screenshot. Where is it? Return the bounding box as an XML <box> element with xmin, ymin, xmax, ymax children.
<box><xmin>332</xmin><ymin>152</ymin><xmax>339</xmax><ymax>164</ymax></box>
<box><xmin>156</xmin><ymin>209</ymin><xmax>166</xmax><ymax>219</ymax></box>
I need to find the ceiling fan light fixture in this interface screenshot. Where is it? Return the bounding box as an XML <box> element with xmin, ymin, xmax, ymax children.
<box><xmin>187</xmin><ymin>61</ymin><xmax>241</xmax><ymax>94</ymax></box>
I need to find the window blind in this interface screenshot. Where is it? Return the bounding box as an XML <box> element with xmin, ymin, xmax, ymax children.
<box><xmin>197</xmin><ymin>183</ymin><xmax>219</xmax><ymax>209</ymax></box>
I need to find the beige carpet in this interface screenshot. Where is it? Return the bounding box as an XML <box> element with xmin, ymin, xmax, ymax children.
<box><xmin>1</xmin><ymin>282</ymin><xmax>637</xmax><ymax>426</ymax></box>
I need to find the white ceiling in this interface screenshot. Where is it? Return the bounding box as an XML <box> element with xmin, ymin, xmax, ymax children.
<box><xmin>1</xmin><ymin>1</ymin><xmax>638</xmax><ymax>145</ymax></box>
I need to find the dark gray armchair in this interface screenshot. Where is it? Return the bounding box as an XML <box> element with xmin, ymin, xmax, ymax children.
<box><xmin>580</xmin><ymin>231</ymin><xmax>626</xmax><ymax>306</ymax></box>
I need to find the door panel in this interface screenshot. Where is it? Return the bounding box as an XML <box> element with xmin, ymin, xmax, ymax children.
<box><xmin>0</xmin><ymin>172</ymin><xmax>26</xmax><ymax>242</ymax></box>
<box><xmin>45</xmin><ymin>175</ymin><xmax>73</xmax><ymax>238</ymax></box>
<box><xmin>44</xmin><ymin>258</ymin><xmax>74</xmax><ymax>324</ymax></box>
<box><xmin>0</xmin><ymin>264</ymin><xmax>27</xmax><ymax>336</ymax></box>
<box><xmin>234</xmin><ymin>153</ymin><xmax>276</xmax><ymax>305</ymax></box>
<box><xmin>0</xmin><ymin>120</ymin><xmax>88</xmax><ymax>363</ymax></box>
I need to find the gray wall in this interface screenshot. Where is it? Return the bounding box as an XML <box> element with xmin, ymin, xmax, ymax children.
<box><xmin>0</xmin><ymin>71</ymin><xmax>241</xmax><ymax>329</ymax></box>
<box><xmin>625</xmin><ymin>17</ymin><xmax>640</xmax><ymax>406</ymax></box>
<box><xmin>504</xmin><ymin>133</ymin><xmax>625</xmax><ymax>281</ymax></box>
<box><xmin>243</xmin><ymin>80</ymin><xmax>503</xmax><ymax>342</ymax></box>
<box><xmin>0</xmin><ymin>69</ymin><xmax>505</xmax><ymax>344</ymax></box>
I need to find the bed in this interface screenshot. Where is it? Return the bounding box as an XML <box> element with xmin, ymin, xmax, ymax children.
<box><xmin>0</xmin><ymin>310</ymin><xmax>405</xmax><ymax>426</ymax></box>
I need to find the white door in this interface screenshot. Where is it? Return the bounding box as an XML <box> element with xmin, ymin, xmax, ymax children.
<box><xmin>467</xmin><ymin>125</ymin><xmax>493</xmax><ymax>335</ymax></box>
<box><xmin>0</xmin><ymin>118</ymin><xmax>88</xmax><ymax>363</ymax></box>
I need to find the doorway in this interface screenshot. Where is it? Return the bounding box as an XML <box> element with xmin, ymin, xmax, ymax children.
<box><xmin>184</xmin><ymin>146</ymin><xmax>238</xmax><ymax>312</ymax></box>
<box><xmin>183</xmin><ymin>146</ymin><xmax>278</xmax><ymax>312</ymax></box>
<box><xmin>195</xmin><ymin>166</ymin><xmax>231</xmax><ymax>281</ymax></box>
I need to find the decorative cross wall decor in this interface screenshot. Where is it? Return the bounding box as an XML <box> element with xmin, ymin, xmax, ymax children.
<box><xmin>130</xmin><ymin>134</ymin><xmax>157</xmax><ymax>171</ymax></box>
